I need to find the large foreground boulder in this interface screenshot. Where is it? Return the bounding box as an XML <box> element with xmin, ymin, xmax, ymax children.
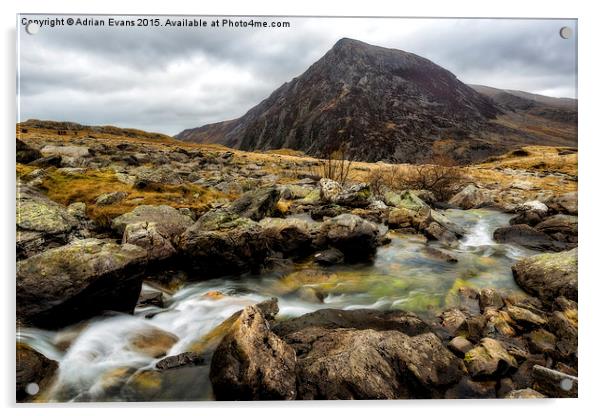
<box><xmin>290</xmin><ymin>329</ymin><xmax>464</xmax><ymax>399</ymax></box>
<box><xmin>210</xmin><ymin>304</ymin><xmax>297</xmax><ymax>400</ymax></box>
<box><xmin>210</xmin><ymin>304</ymin><xmax>463</xmax><ymax>400</ymax></box>
<box><xmin>16</xmin><ymin>238</ymin><xmax>148</xmax><ymax>328</ymax></box>
<box><xmin>512</xmin><ymin>249</ymin><xmax>577</xmax><ymax>303</ymax></box>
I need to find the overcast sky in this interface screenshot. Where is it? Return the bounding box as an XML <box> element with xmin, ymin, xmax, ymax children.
<box><xmin>18</xmin><ymin>16</ymin><xmax>577</xmax><ymax>135</ymax></box>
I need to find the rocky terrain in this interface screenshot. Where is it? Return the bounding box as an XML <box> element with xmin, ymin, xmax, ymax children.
<box><xmin>16</xmin><ymin>120</ymin><xmax>577</xmax><ymax>401</ymax></box>
<box><xmin>176</xmin><ymin>38</ymin><xmax>577</xmax><ymax>164</ymax></box>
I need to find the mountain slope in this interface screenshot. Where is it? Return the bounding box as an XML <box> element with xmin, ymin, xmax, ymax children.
<box><xmin>177</xmin><ymin>38</ymin><xmax>576</xmax><ymax>163</ymax></box>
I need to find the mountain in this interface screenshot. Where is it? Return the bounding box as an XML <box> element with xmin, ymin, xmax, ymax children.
<box><xmin>176</xmin><ymin>38</ymin><xmax>576</xmax><ymax>163</ymax></box>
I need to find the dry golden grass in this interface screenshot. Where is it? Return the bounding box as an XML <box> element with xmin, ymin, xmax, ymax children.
<box><xmin>39</xmin><ymin>168</ymin><xmax>229</xmax><ymax>228</ymax></box>
<box><xmin>16</xmin><ymin>163</ymin><xmax>37</xmax><ymax>178</ymax></box>
<box><xmin>17</xmin><ymin>124</ymin><xmax>577</xmax><ymax>210</ymax></box>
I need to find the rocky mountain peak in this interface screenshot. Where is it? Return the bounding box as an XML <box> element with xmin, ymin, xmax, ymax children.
<box><xmin>175</xmin><ymin>39</ymin><xmax>575</xmax><ymax>163</ymax></box>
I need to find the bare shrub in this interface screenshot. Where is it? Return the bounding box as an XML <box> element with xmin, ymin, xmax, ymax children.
<box><xmin>369</xmin><ymin>155</ymin><xmax>468</xmax><ymax>201</ymax></box>
<box><xmin>313</xmin><ymin>144</ymin><xmax>354</xmax><ymax>186</ymax></box>
<box><xmin>367</xmin><ymin>165</ymin><xmax>397</xmax><ymax>199</ymax></box>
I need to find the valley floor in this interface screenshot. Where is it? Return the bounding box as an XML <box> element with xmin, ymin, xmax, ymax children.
<box><xmin>16</xmin><ymin>123</ymin><xmax>578</xmax><ymax>401</ymax></box>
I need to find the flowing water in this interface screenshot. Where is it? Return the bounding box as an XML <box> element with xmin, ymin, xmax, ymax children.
<box><xmin>18</xmin><ymin>208</ymin><xmax>535</xmax><ymax>402</ymax></box>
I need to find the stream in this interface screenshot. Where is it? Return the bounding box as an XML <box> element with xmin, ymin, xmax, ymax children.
<box><xmin>18</xmin><ymin>208</ymin><xmax>535</xmax><ymax>402</ymax></box>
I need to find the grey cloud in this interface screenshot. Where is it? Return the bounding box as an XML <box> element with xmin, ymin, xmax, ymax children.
<box><xmin>18</xmin><ymin>16</ymin><xmax>577</xmax><ymax>134</ymax></box>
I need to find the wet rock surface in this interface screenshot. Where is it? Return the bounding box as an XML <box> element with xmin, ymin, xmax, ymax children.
<box><xmin>17</xmin><ymin>238</ymin><xmax>148</xmax><ymax>328</ymax></box>
<box><xmin>512</xmin><ymin>249</ymin><xmax>577</xmax><ymax>303</ymax></box>
<box><xmin>16</xmin><ymin>343</ymin><xmax>58</xmax><ymax>402</ymax></box>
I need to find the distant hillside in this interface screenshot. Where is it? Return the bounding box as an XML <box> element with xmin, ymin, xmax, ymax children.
<box><xmin>18</xmin><ymin>119</ymin><xmax>173</xmax><ymax>141</ymax></box>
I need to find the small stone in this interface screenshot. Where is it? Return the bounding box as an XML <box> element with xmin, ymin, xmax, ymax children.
<box><xmin>526</xmin><ymin>329</ymin><xmax>557</xmax><ymax>354</ymax></box>
<box><xmin>155</xmin><ymin>351</ymin><xmax>205</xmax><ymax>371</ymax></box>
<box><xmin>96</xmin><ymin>191</ymin><xmax>128</xmax><ymax>206</ymax></box>
<box><xmin>127</xmin><ymin>327</ymin><xmax>178</xmax><ymax>358</ymax></box>
<box><xmin>479</xmin><ymin>288</ymin><xmax>504</xmax><ymax>312</ymax></box>
<box><xmin>506</xmin><ymin>305</ymin><xmax>547</xmax><ymax>327</ymax></box>
<box><xmin>314</xmin><ymin>248</ymin><xmax>344</xmax><ymax>266</ymax></box>
<box><xmin>464</xmin><ymin>338</ymin><xmax>518</xmax><ymax>378</ymax></box>
<box><xmin>448</xmin><ymin>336</ymin><xmax>473</xmax><ymax>357</ymax></box>
<box><xmin>532</xmin><ymin>365</ymin><xmax>577</xmax><ymax>398</ymax></box>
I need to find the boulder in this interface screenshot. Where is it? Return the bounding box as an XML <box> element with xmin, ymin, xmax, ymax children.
<box><xmin>178</xmin><ymin>210</ymin><xmax>269</xmax><ymax>276</ymax></box>
<box><xmin>290</xmin><ymin>329</ymin><xmax>463</xmax><ymax>399</ymax></box>
<box><xmin>546</xmin><ymin>192</ymin><xmax>577</xmax><ymax>215</ymax></box>
<box><xmin>273</xmin><ymin>308</ymin><xmax>432</xmax><ymax>338</ymax></box>
<box><xmin>310</xmin><ymin>204</ymin><xmax>345</xmax><ymax>220</ymax></box>
<box><xmin>512</xmin><ymin>249</ymin><xmax>577</xmax><ymax>303</ymax></box>
<box><xmin>396</xmin><ymin>190</ymin><xmax>431</xmax><ymax>211</ymax></box>
<box><xmin>298</xmin><ymin>189</ymin><xmax>321</xmax><ymax>205</ymax></box>
<box><xmin>112</xmin><ymin>205</ymin><xmax>194</xmax><ymax>241</ymax></box>
<box><xmin>16</xmin><ymin>343</ymin><xmax>58</xmax><ymax>402</ymax></box>
<box><xmin>134</xmin><ymin>165</ymin><xmax>183</xmax><ymax>185</ymax></box>
<box><xmin>448</xmin><ymin>184</ymin><xmax>492</xmax><ymax>209</ymax></box>
<box><xmin>278</xmin><ymin>184</ymin><xmax>312</xmax><ymax>200</ymax></box>
<box><xmin>122</xmin><ymin>222</ymin><xmax>176</xmax><ymax>261</ymax></box>
<box><xmin>510</xmin><ymin>210</ymin><xmax>545</xmax><ymax>227</ymax></box>
<box><xmin>423</xmin><ymin>222</ymin><xmax>458</xmax><ymax>245</ymax></box>
<box><xmin>506</xmin><ymin>305</ymin><xmax>547</xmax><ymax>327</ymax></box>
<box><xmin>493</xmin><ymin>224</ymin><xmax>568</xmax><ymax>252</ymax></box>
<box><xmin>210</xmin><ymin>304</ymin><xmax>297</xmax><ymax>400</ymax></box>
<box><xmin>534</xmin><ymin>214</ymin><xmax>577</xmax><ymax>245</ymax></box>
<box><xmin>335</xmin><ymin>183</ymin><xmax>372</xmax><ymax>207</ymax></box>
<box><xmin>16</xmin><ymin>185</ymin><xmax>79</xmax><ymax>259</ymax></box>
<box><xmin>229</xmin><ymin>187</ymin><xmax>281</xmax><ymax>221</ymax></box>
<box><xmin>30</xmin><ymin>155</ymin><xmax>62</xmax><ymax>168</ymax></box>
<box><xmin>259</xmin><ymin>217</ymin><xmax>317</xmax><ymax>257</ymax></box>
<box><xmin>479</xmin><ymin>288</ymin><xmax>505</xmax><ymax>311</ymax></box>
<box><xmin>548</xmin><ymin>309</ymin><xmax>577</xmax><ymax>358</ymax></box>
<box><xmin>67</xmin><ymin>202</ymin><xmax>87</xmax><ymax>220</ymax></box>
<box><xmin>387</xmin><ymin>206</ymin><xmax>427</xmax><ymax>229</ymax></box>
<box><xmin>16</xmin><ymin>238</ymin><xmax>147</xmax><ymax>328</ymax></box>
<box><xmin>318</xmin><ymin>178</ymin><xmax>343</xmax><ymax>203</ymax></box>
<box><xmin>95</xmin><ymin>191</ymin><xmax>128</xmax><ymax>206</ymax></box>
<box><xmin>464</xmin><ymin>338</ymin><xmax>518</xmax><ymax>378</ymax></box>
<box><xmin>518</xmin><ymin>200</ymin><xmax>548</xmax><ymax>215</ymax></box>
<box><xmin>41</xmin><ymin>144</ymin><xmax>90</xmax><ymax>159</ymax></box>
<box><xmin>314</xmin><ymin>214</ymin><xmax>380</xmax><ymax>262</ymax></box>
<box><xmin>16</xmin><ymin>139</ymin><xmax>42</xmax><ymax>163</ymax></box>
<box><xmin>526</xmin><ymin>329</ymin><xmax>557</xmax><ymax>354</ymax></box>
<box><xmin>313</xmin><ymin>247</ymin><xmax>344</xmax><ymax>266</ymax></box>
<box><xmin>448</xmin><ymin>336</ymin><xmax>474</xmax><ymax>357</ymax></box>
